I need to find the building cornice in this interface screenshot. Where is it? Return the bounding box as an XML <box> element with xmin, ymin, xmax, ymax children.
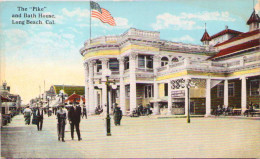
<box><xmin>80</xmin><ymin>28</ymin><xmax>217</xmax><ymax>58</ymax></box>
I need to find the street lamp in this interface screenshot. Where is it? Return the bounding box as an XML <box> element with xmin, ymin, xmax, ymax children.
<box><xmin>104</xmin><ymin>69</ymin><xmax>112</xmax><ymax>136</ymax></box>
<box><xmin>94</xmin><ymin>69</ymin><xmax>116</xmax><ymax>136</ymax></box>
<box><xmin>171</xmin><ymin>78</ymin><xmax>197</xmax><ymax>123</ymax></box>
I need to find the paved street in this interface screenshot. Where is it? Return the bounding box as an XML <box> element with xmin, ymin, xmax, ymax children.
<box><xmin>1</xmin><ymin>114</ymin><xmax>260</xmax><ymax>158</ymax></box>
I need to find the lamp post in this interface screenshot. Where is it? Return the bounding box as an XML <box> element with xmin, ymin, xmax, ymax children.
<box><xmin>104</xmin><ymin>69</ymin><xmax>113</xmax><ymax>136</ymax></box>
<box><xmin>187</xmin><ymin>83</ymin><xmax>190</xmax><ymax>123</ymax></box>
<box><xmin>105</xmin><ymin>75</ymin><xmax>111</xmax><ymax>136</ymax></box>
<box><xmin>171</xmin><ymin>78</ymin><xmax>197</xmax><ymax>123</ymax></box>
<box><xmin>94</xmin><ymin>69</ymin><xmax>116</xmax><ymax>136</ymax></box>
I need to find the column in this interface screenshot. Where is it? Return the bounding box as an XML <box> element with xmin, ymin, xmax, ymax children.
<box><xmin>240</xmin><ymin>56</ymin><xmax>245</xmax><ymax>67</ymax></box>
<box><xmin>241</xmin><ymin>76</ymin><xmax>247</xmax><ymax>113</ymax></box>
<box><xmin>184</xmin><ymin>84</ymin><xmax>189</xmax><ymax>116</ymax></box>
<box><xmin>153</xmin><ymin>55</ymin><xmax>160</xmax><ymax>115</ymax></box>
<box><xmin>119</xmin><ymin>57</ymin><xmax>126</xmax><ymax>115</ymax></box>
<box><xmin>94</xmin><ymin>90</ymin><xmax>98</xmax><ymax>110</ymax></box>
<box><xmin>129</xmin><ymin>53</ymin><xmax>137</xmax><ymax>112</ymax></box>
<box><xmin>205</xmin><ymin>78</ymin><xmax>211</xmax><ymax>117</ymax></box>
<box><xmin>184</xmin><ymin>57</ymin><xmax>190</xmax><ymax>68</ymax></box>
<box><xmin>167</xmin><ymin>80</ymin><xmax>172</xmax><ymax>115</ymax></box>
<box><xmin>88</xmin><ymin>61</ymin><xmax>95</xmax><ymax>114</ymax></box>
<box><xmin>101</xmin><ymin>58</ymin><xmax>109</xmax><ymax>110</ymax></box>
<box><xmin>84</xmin><ymin>62</ymin><xmax>89</xmax><ymax>111</ymax></box>
<box><xmin>224</xmin><ymin>79</ymin><xmax>228</xmax><ymax>108</ymax></box>
<box><xmin>153</xmin><ymin>82</ymin><xmax>160</xmax><ymax>115</ymax></box>
<box><xmin>93</xmin><ymin>63</ymin><xmax>97</xmax><ymax>75</ymax></box>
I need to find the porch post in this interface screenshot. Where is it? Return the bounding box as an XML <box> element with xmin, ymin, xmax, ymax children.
<box><xmin>119</xmin><ymin>57</ymin><xmax>126</xmax><ymax>115</ymax></box>
<box><xmin>88</xmin><ymin>61</ymin><xmax>95</xmax><ymax>114</ymax></box>
<box><xmin>224</xmin><ymin>79</ymin><xmax>229</xmax><ymax>108</ymax></box>
<box><xmin>101</xmin><ymin>58</ymin><xmax>109</xmax><ymax>110</ymax></box>
<box><xmin>167</xmin><ymin>80</ymin><xmax>172</xmax><ymax>115</ymax></box>
<box><xmin>185</xmin><ymin>84</ymin><xmax>189</xmax><ymax>116</ymax></box>
<box><xmin>241</xmin><ymin>76</ymin><xmax>247</xmax><ymax>113</ymax></box>
<box><xmin>205</xmin><ymin>78</ymin><xmax>211</xmax><ymax>117</ymax></box>
<box><xmin>84</xmin><ymin>62</ymin><xmax>89</xmax><ymax>112</ymax></box>
<box><xmin>153</xmin><ymin>55</ymin><xmax>160</xmax><ymax>115</ymax></box>
<box><xmin>129</xmin><ymin>53</ymin><xmax>137</xmax><ymax>112</ymax></box>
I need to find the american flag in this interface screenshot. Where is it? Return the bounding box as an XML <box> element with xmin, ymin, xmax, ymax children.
<box><xmin>91</xmin><ymin>8</ymin><xmax>116</xmax><ymax>26</ymax></box>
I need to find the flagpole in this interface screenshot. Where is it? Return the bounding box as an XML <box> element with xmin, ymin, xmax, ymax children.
<box><xmin>90</xmin><ymin>1</ymin><xmax>92</xmax><ymax>43</ymax></box>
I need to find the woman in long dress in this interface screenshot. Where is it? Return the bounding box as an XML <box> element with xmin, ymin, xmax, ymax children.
<box><xmin>23</xmin><ymin>106</ymin><xmax>32</xmax><ymax>125</ymax></box>
<box><xmin>57</xmin><ymin>105</ymin><xmax>67</xmax><ymax>142</ymax></box>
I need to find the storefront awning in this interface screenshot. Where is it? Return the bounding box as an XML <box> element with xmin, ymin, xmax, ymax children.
<box><xmin>1</xmin><ymin>95</ymin><xmax>12</xmax><ymax>102</ymax></box>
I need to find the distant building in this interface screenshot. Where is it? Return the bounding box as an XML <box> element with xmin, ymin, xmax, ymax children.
<box><xmin>47</xmin><ymin>85</ymin><xmax>85</xmax><ymax>97</ymax></box>
<box><xmin>65</xmin><ymin>93</ymin><xmax>85</xmax><ymax>105</ymax></box>
<box><xmin>40</xmin><ymin>85</ymin><xmax>85</xmax><ymax>107</ymax></box>
<box><xmin>80</xmin><ymin>9</ymin><xmax>259</xmax><ymax>116</ymax></box>
<box><xmin>0</xmin><ymin>82</ymin><xmax>21</xmax><ymax>114</ymax></box>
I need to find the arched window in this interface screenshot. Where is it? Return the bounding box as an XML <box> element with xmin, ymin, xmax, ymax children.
<box><xmin>161</xmin><ymin>57</ymin><xmax>169</xmax><ymax>66</ymax></box>
<box><xmin>172</xmin><ymin>57</ymin><xmax>179</xmax><ymax>62</ymax></box>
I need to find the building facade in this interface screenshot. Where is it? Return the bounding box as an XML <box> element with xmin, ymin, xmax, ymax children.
<box><xmin>38</xmin><ymin>85</ymin><xmax>85</xmax><ymax>107</ymax></box>
<box><xmin>0</xmin><ymin>82</ymin><xmax>21</xmax><ymax>115</ymax></box>
<box><xmin>80</xmin><ymin>10</ymin><xmax>260</xmax><ymax>116</ymax></box>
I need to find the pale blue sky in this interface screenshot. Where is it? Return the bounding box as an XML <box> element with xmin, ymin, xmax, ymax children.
<box><xmin>0</xmin><ymin>0</ymin><xmax>257</xmax><ymax>103</ymax></box>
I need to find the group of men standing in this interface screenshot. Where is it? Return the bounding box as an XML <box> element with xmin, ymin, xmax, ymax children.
<box><xmin>23</xmin><ymin>104</ymin><xmax>123</xmax><ymax>142</ymax></box>
<box><xmin>23</xmin><ymin>105</ymin><xmax>86</xmax><ymax>142</ymax></box>
<box><xmin>54</xmin><ymin>105</ymin><xmax>85</xmax><ymax>142</ymax></box>
<box><xmin>23</xmin><ymin>106</ymin><xmax>44</xmax><ymax>131</ymax></box>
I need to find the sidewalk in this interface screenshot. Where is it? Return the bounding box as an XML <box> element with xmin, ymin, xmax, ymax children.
<box><xmin>148</xmin><ymin>114</ymin><xmax>260</xmax><ymax>120</ymax></box>
<box><xmin>1</xmin><ymin>114</ymin><xmax>260</xmax><ymax>158</ymax></box>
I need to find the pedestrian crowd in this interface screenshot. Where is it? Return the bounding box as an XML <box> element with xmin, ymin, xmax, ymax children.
<box><xmin>22</xmin><ymin>103</ymin><xmax>123</xmax><ymax>142</ymax></box>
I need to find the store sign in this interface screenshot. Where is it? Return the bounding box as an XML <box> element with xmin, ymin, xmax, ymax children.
<box><xmin>171</xmin><ymin>90</ymin><xmax>185</xmax><ymax>98</ymax></box>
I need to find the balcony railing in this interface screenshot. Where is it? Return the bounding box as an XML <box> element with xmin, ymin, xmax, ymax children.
<box><xmin>157</xmin><ymin>54</ymin><xmax>260</xmax><ymax>76</ymax></box>
<box><xmin>136</xmin><ymin>68</ymin><xmax>154</xmax><ymax>73</ymax></box>
<box><xmin>96</xmin><ymin>72</ymin><xmax>102</xmax><ymax>75</ymax></box>
<box><xmin>157</xmin><ymin>66</ymin><xmax>167</xmax><ymax>72</ymax></box>
<box><xmin>111</xmin><ymin>71</ymin><xmax>120</xmax><ymax>75</ymax></box>
<box><xmin>170</xmin><ymin>61</ymin><xmax>185</xmax><ymax>68</ymax></box>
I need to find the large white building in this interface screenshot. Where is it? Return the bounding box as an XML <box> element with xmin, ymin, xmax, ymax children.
<box><xmin>80</xmin><ymin>10</ymin><xmax>260</xmax><ymax>116</ymax></box>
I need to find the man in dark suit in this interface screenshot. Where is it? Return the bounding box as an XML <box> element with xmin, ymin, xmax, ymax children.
<box><xmin>68</xmin><ymin>105</ymin><xmax>82</xmax><ymax>141</ymax></box>
<box><xmin>82</xmin><ymin>106</ymin><xmax>87</xmax><ymax>119</ymax></box>
<box><xmin>36</xmin><ymin>107</ymin><xmax>44</xmax><ymax>131</ymax></box>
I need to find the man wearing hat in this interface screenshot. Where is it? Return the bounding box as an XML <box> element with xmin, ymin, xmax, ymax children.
<box><xmin>113</xmin><ymin>103</ymin><xmax>122</xmax><ymax>126</ymax></box>
<box><xmin>68</xmin><ymin>104</ymin><xmax>82</xmax><ymax>141</ymax></box>
<box><xmin>36</xmin><ymin>106</ymin><xmax>44</xmax><ymax>131</ymax></box>
<box><xmin>57</xmin><ymin>105</ymin><xmax>67</xmax><ymax>142</ymax></box>
<box><xmin>82</xmin><ymin>106</ymin><xmax>87</xmax><ymax>119</ymax></box>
